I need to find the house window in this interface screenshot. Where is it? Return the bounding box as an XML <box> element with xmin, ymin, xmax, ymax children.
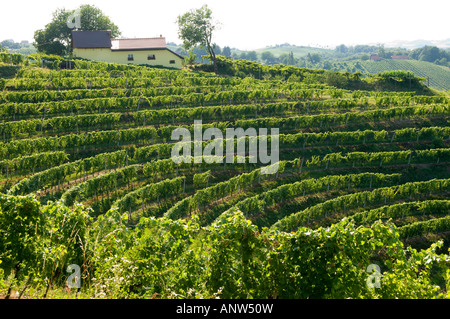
<box><xmin>147</xmin><ymin>54</ymin><xmax>156</xmax><ymax>60</ymax></box>
<box><xmin>128</xmin><ymin>54</ymin><xmax>134</xmax><ymax>61</ymax></box>
<box><xmin>169</xmin><ymin>60</ymin><xmax>175</xmax><ymax>64</ymax></box>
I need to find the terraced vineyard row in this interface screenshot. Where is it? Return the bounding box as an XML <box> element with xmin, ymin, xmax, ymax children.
<box><xmin>0</xmin><ymin>56</ymin><xmax>449</xmax><ymax>299</ymax></box>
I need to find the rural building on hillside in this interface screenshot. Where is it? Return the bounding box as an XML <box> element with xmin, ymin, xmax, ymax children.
<box><xmin>370</xmin><ymin>54</ymin><xmax>383</xmax><ymax>61</ymax></box>
<box><xmin>391</xmin><ymin>55</ymin><xmax>409</xmax><ymax>60</ymax></box>
<box><xmin>71</xmin><ymin>30</ymin><xmax>183</xmax><ymax>69</ymax></box>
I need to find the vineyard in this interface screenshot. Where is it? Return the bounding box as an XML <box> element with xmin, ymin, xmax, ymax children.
<box><xmin>0</xmin><ymin>54</ymin><xmax>449</xmax><ymax>299</ymax></box>
<box><xmin>331</xmin><ymin>59</ymin><xmax>450</xmax><ymax>92</ymax></box>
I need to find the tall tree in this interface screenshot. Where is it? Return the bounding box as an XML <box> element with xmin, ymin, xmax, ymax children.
<box><xmin>177</xmin><ymin>5</ymin><xmax>220</xmax><ymax>74</ymax></box>
<box><xmin>261</xmin><ymin>51</ymin><xmax>277</xmax><ymax>65</ymax></box>
<box><xmin>377</xmin><ymin>45</ymin><xmax>387</xmax><ymax>59</ymax></box>
<box><xmin>222</xmin><ymin>46</ymin><xmax>232</xmax><ymax>58</ymax></box>
<box><xmin>335</xmin><ymin>44</ymin><xmax>348</xmax><ymax>54</ymax></box>
<box><xmin>34</xmin><ymin>4</ymin><xmax>120</xmax><ymax>56</ymax></box>
<box><xmin>246</xmin><ymin>51</ymin><xmax>258</xmax><ymax>61</ymax></box>
<box><xmin>281</xmin><ymin>51</ymin><xmax>296</xmax><ymax>65</ymax></box>
<box><xmin>310</xmin><ymin>53</ymin><xmax>321</xmax><ymax>64</ymax></box>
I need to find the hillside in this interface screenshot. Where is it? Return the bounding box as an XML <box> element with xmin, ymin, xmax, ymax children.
<box><xmin>190</xmin><ymin>43</ymin><xmax>450</xmax><ymax>92</ymax></box>
<box><xmin>332</xmin><ymin>59</ymin><xmax>450</xmax><ymax>92</ymax></box>
<box><xmin>0</xmin><ymin>53</ymin><xmax>449</xmax><ymax>299</ymax></box>
<box><xmin>384</xmin><ymin>38</ymin><xmax>450</xmax><ymax>50</ymax></box>
<box><xmin>253</xmin><ymin>44</ymin><xmax>333</xmax><ymax>58</ymax></box>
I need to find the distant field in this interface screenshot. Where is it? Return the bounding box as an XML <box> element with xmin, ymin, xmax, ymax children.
<box><xmin>254</xmin><ymin>45</ymin><xmax>333</xmax><ymax>58</ymax></box>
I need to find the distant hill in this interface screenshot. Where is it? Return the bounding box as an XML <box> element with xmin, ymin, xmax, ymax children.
<box><xmin>384</xmin><ymin>39</ymin><xmax>450</xmax><ymax>50</ymax></box>
<box><xmin>253</xmin><ymin>44</ymin><xmax>333</xmax><ymax>59</ymax></box>
<box><xmin>0</xmin><ymin>39</ymin><xmax>37</xmax><ymax>55</ymax></box>
<box><xmin>166</xmin><ymin>43</ymin><xmax>335</xmax><ymax>62</ymax></box>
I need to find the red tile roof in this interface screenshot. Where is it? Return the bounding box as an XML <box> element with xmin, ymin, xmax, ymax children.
<box><xmin>370</xmin><ymin>54</ymin><xmax>382</xmax><ymax>61</ymax></box>
<box><xmin>111</xmin><ymin>37</ymin><xmax>166</xmax><ymax>51</ymax></box>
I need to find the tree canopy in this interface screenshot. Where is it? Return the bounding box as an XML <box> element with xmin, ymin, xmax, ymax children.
<box><xmin>261</xmin><ymin>51</ymin><xmax>277</xmax><ymax>65</ymax></box>
<box><xmin>177</xmin><ymin>5</ymin><xmax>220</xmax><ymax>74</ymax></box>
<box><xmin>410</xmin><ymin>46</ymin><xmax>450</xmax><ymax>64</ymax></box>
<box><xmin>34</xmin><ymin>4</ymin><xmax>121</xmax><ymax>56</ymax></box>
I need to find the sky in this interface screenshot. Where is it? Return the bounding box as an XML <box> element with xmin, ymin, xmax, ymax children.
<box><xmin>1</xmin><ymin>0</ymin><xmax>449</xmax><ymax>50</ymax></box>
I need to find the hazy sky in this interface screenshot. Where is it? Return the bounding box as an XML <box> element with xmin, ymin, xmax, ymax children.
<box><xmin>1</xmin><ymin>0</ymin><xmax>449</xmax><ymax>50</ymax></box>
